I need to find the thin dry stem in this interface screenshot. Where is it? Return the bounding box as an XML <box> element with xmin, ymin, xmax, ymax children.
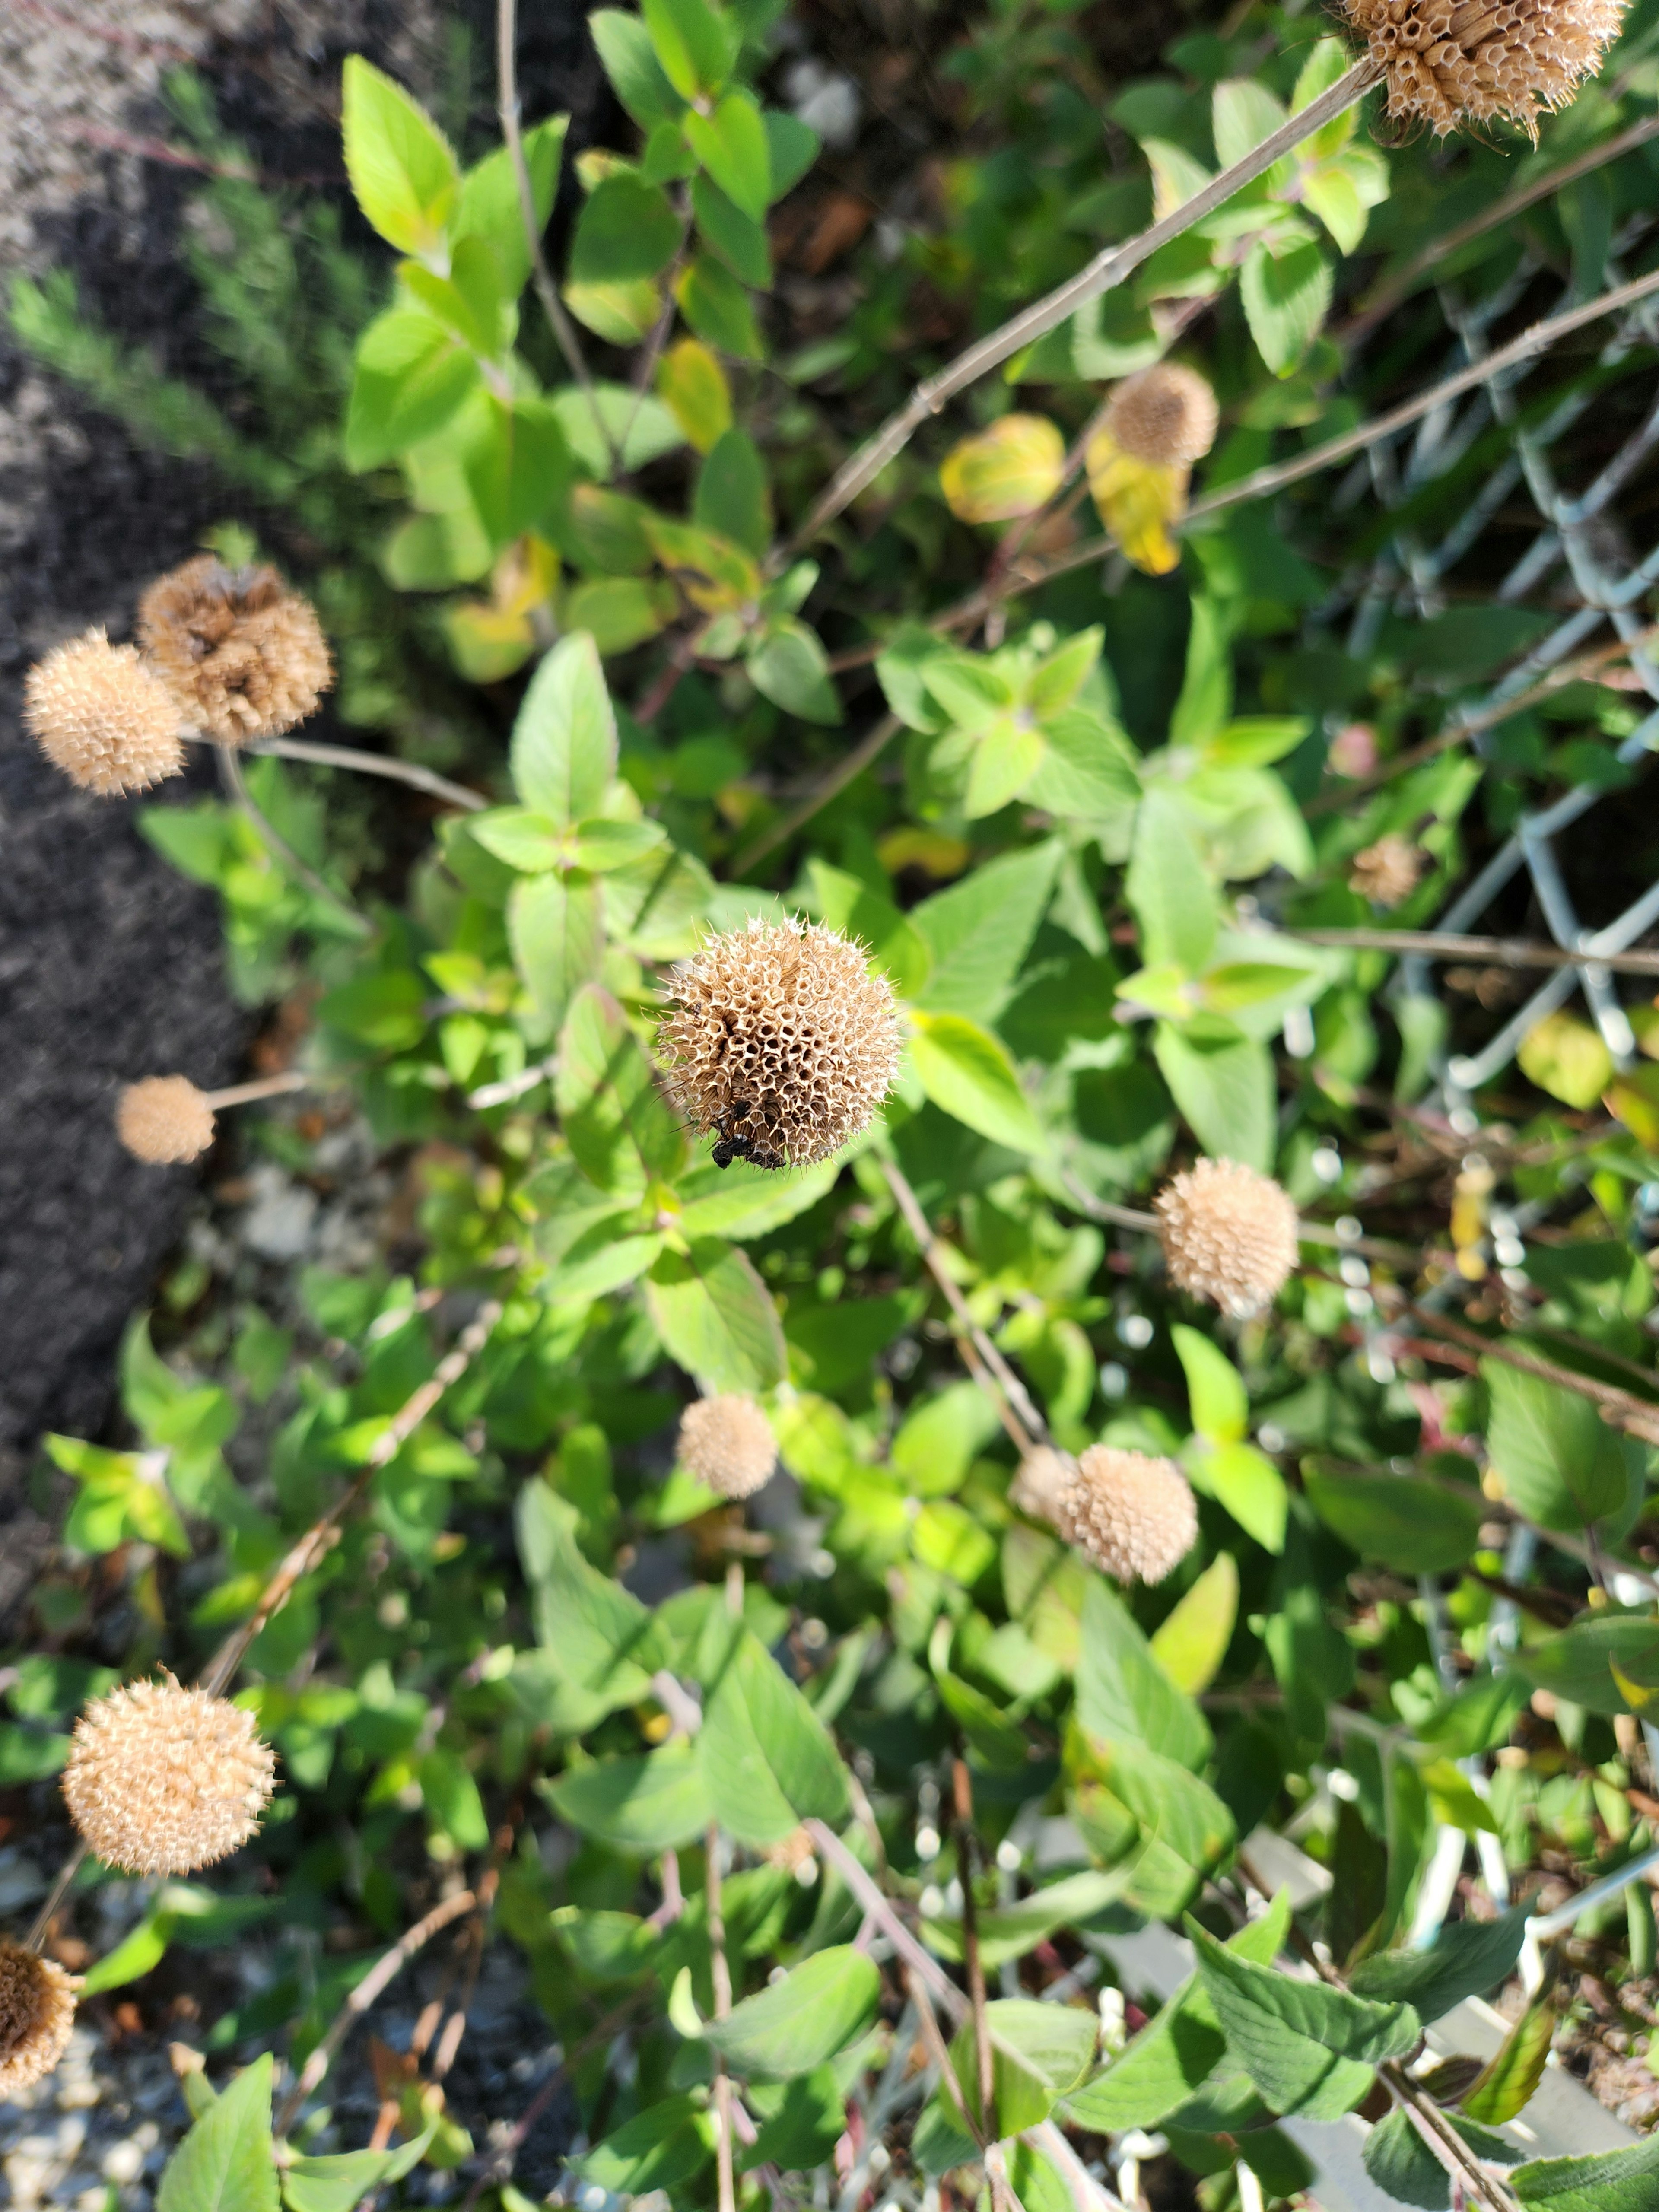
<box><xmin>728</xmin><ymin>714</ymin><xmax>903</xmax><ymax>879</ymax></box>
<box><xmin>708</xmin><ymin>1824</ymin><xmax>737</xmax><ymax>2212</ymax></box>
<box><xmin>216</xmin><ymin>743</ymin><xmax>372</xmax><ymax>937</ymax></box>
<box><xmin>1293</xmin><ymin>925</ymin><xmax>1659</xmax><ymax>975</ymax></box>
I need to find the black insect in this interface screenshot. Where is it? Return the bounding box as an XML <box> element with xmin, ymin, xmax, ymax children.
<box><xmin>709</xmin><ymin>1102</ymin><xmax>783</xmax><ymax>1172</ymax></box>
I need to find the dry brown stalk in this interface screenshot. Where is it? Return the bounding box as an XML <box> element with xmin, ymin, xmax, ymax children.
<box><xmin>1292</xmin><ymin>924</ymin><xmax>1659</xmax><ymax>975</ymax></box>
<box><xmin>707</xmin><ymin>1823</ymin><xmax>737</xmax><ymax>2212</ymax></box>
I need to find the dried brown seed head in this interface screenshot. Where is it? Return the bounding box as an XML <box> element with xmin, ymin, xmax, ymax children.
<box><xmin>1054</xmin><ymin>1445</ymin><xmax>1198</xmax><ymax>1585</ymax></box>
<box><xmin>116</xmin><ymin>1077</ymin><xmax>217</xmax><ymax>1166</ymax></box>
<box><xmin>1009</xmin><ymin>1446</ymin><xmax>1077</xmax><ymax>1522</ymax></box>
<box><xmin>0</xmin><ymin>1940</ymin><xmax>76</xmax><ymax>2100</ymax></box>
<box><xmin>677</xmin><ymin>1394</ymin><xmax>778</xmax><ymax>1500</ymax></box>
<box><xmin>1340</xmin><ymin>0</ymin><xmax>1627</xmax><ymax>137</ymax></box>
<box><xmin>137</xmin><ymin>555</ymin><xmax>332</xmax><ymax>743</ymax></box>
<box><xmin>1103</xmin><ymin>364</ymin><xmax>1220</xmax><ymax>467</ymax></box>
<box><xmin>658</xmin><ymin>918</ymin><xmax>903</xmax><ymax>1170</ymax></box>
<box><xmin>63</xmin><ymin>1677</ymin><xmax>277</xmax><ymax>1875</ymax></box>
<box><xmin>1349</xmin><ymin>833</ymin><xmax>1425</xmax><ymax>908</ymax></box>
<box><xmin>23</xmin><ymin>629</ymin><xmax>184</xmax><ymax>797</ymax></box>
<box><xmin>1155</xmin><ymin>1157</ymin><xmax>1300</xmax><ymax>1318</ymax></box>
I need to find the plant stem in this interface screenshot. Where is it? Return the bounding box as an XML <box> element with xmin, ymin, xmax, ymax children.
<box><xmin>236</xmin><ymin>734</ymin><xmax>486</xmax><ymax>814</ymax></box>
<box><xmin>880</xmin><ymin>1155</ymin><xmax>1048</xmax><ymax>1450</ymax></box>
<box><xmin>202</xmin><ymin>1069</ymin><xmax>311</xmax><ymax>1110</ymax></box>
<box><xmin>216</xmin><ymin>743</ymin><xmax>373</xmax><ymax>936</ymax></box>
<box><xmin>707</xmin><ymin>1824</ymin><xmax>737</xmax><ymax>2212</ymax></box>
<box><xmin>906</xmin><ymin>1961</ymin><xmax>981</xmax><ymax>2141</ymax></box>
<box><xmin>1293</xmin><ymin>925</ymin><xmax>1659</xmax><ymax>976</ymax></box>
<box><xmin>782</xmin><ymin>60</ymin><xmax>1380</xmax><ymax>556</ymax></box>
<box><xmin>1405</xmin><ymin>1302</ymin><xmax>1659</xmax><ymax>1443</ymax></box>
<box><xmin>728</xmin><ymin>713</ymin><xmax>903</xmax><ymax>878</ymax></box>
<box><xmin>952</xmin><ymin>1757</ymin><xmax>998</xmax><ymax>2155</ymax></box>
<box><xmin>495</xmin><ymin>0</ymin><xmax>613</xmax><ymax>467</ymax></box>
<box><xmin>274</xmin><ymin>1887</ymin><xmax>477</xmax><ymax>2134</ymax></box>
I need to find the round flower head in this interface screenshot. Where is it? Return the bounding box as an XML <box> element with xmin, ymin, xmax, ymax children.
<box><xmin>116</xmin><ymin>1076</ymin><xmax>216</xmax><ymax>1166</ymax></box>
<box><xmin>23</xmin><ymin>628</ymin><xmax>183</xmax><ymax>797</ymax></box>
<box><xmin>1104</xmin><ymin>364</ymin><xmax>1220</xmax><ymax>467</ymax></box>
<box><xmin>0</xmin><ymin>1940</ymin><xmax>76</xmax><ymax>2100</ymax></box>
<box><xmin>1350</xmin><ymin>833</ymin><xmax>1424</xmax><ymax>909</ymax></box>
<box><xmin>1155</xmin><ymin>1157</ymin><xmax>1300</xmax><ymax>1319</ymax></box>
<box><xmin>1009</xmin><ymin>1446</ymin><xmax>1076</xmax><ymax>1523</ymax></box>
<box><xmin>1340</xmin><ymin>0</ymin><xmax>1627</xmax><ymax>138</ymax></box>
<box><xmin>63</xmin><ymin>1677</ymin><xmax>277</xmax><ymax>1876</ymax></box>
<box><xmin>658</xmin><ymin>918</ymin><xmax>903</xmax><ymax>1171</ymax></box>
<box><xmin>1055</xmin><ymin>1446</ymin><xmax>1198</xmax><ymax>1585</ymax></box>
<box><xmin>137</xmin><ymin>555</ymin><xmax>332</xmax><ymax>743</ymax></box>
<box><xmin>678</xmin><ymin>1394</ymin><xmax>778</xmax><ymax>1500</ymax></box>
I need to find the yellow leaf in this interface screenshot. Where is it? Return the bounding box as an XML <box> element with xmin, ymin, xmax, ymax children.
<box><xmin>939</xmin><ymin>414</ymin><xmax>1065</xmax><ymax>524</ymax></box>
<box><xmin>1085</xmin><ymin>427</ymin><xmax>1187</xmax><ymax>575</ymax></box>
<box><xmin>1517</xmin><ymin>1010</ymin><xmax>1615</xmax><ymax>1110</ymax></box>
<box><xmin>563</xmin><ymin>278</ymin><xmax>660</xmax><ymax>344</ymax></box>
<box><xmin>657</xmin><ymin>338</ymin><xmax>732</xmax><ymax>454</ymax></box>
<box><xmin>442</xmin><ymin>602</ymin><xmax>536</xmax><ymax>683</ymax></box>
<box><xmin>492</xmin><ymin>533</ymin><xmax>559</xmax><ymax>618</ymax></box>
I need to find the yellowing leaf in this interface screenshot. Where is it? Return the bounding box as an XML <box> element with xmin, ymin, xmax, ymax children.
<box><xmin>1605</xmin><ymin>1063</ymin><xmax>1659</xmax><ymax>1150</ymax></box>
<box><xmin>1150</xmin><ymin>1554</ymin><xmax>1239</xmax><ymax>1694</ymax></box>
<box><xmin>939</xmin><ymin>415</ymin><xmax>1065</xmax><ymax>525</ymax></box>
<box><xmin>1084</xmin><ymin>429</ymin><xmax>1188</xmax><ymax>575</ymax></box>
<box><xmin>564</xmin><ymin>278</ymin><xmax>661</xmax><ymax>344</ymax></box>
<box><xmin>656</xmin><ymin>338</ymin><xmax>732</xmax><ymax>452</ymax></box>
<box><xmin>1517</xmin><ymin>1010</ymin><xmax>1615</xmax><ymax>1110</ymax></box>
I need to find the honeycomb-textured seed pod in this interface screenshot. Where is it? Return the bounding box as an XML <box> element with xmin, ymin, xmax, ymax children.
<box><xmin>1103</xmin><ymin>364</ymin><xmax>1219</xmax><ymax>467</ymax></box>
<box><xmin>116</xmin><ymin>1077</ymin><xmax>217</xmax><ymax>1166</ymax></box>
<box><xmin>0</xmin><ymin>1940</ymin><xmax>76</xmax><ymax>2100</ymax></box>
<box><xmin>658</xmin><ymin>918</ymin><xmax>903</xmax><ymax>1171</ymax></box>
<box><xmin>23</xmin><ymin>629</ymin><xmax>184</xmax><ymax>797</ymax></box>
<box><xmin>1349</xmin><ymin>833</ymin><xmax>1424</xmax><ymax>908</ymax></box>
<box><xmin>1155</xmin><ymin>1157</ymin><xmax>1300</xmax><ymax>1319</ymax></box>
<box><xmin>677</xmin><ymin>1394</ymin><xmax>779</xmax><ymax>1500</ymax></box>
<box><xmin>63</xmin><ymin>1678</ymin><xmax>277</xmax><ymax>1876</ymax></box>
<box><xmin>1340</xmin><ymin>0</ymin><xmax>1627</xmax><ymax>137</ymax></box>
<box><xmin>137</xmin><ymin>556</ymin><xmax>331</xmax><ymax>743</ymax></box>
<box><xmin>1054</xmin><ymin>1446</ymin><xmax>1198</xmax><ymax>1585</ymax></box>
<box><xmin>1009</xmin><ymin>1446</ymin><xmax>1077</xmax><ymax>1522</ymax></box>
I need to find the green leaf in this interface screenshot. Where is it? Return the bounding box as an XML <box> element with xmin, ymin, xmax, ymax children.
<box><xmin>467</xmin><ymin>806</ymin><xmax>567</xmax><ymax>872</ymax></box>
<box><xmin>674</xmin><ymin>1157</ymin><xmax>842</xmax><ymax>1241</ymax></box>
<box><xmin>763</xmin><ymin>110</ymin><xmax>819</xmax><ymax>199</ymax></box>
<box><xmin>1188</xmin><ymin>1440</ymin><xmax>1288</xmax><ymax>1554</ymax></box>
<box><xmin>550</xmin><ymin>380</ymin><xmax>686</xmax><ymax>475</ymax></box>
<box><xmin>1240</xmin><ymin>234</ymin><xmax>1332</xmax><ymax>376</ymax></box>
<box><xmin>1363</xmin><ymin>2108</ymin><xmax>1518</xmax><ymax>2211</ymax></box>
<box><xmin>570</xmin><ymin>174</ymin><xmax>683</xmax><ymax>283</ymax></box>
<box><xmin>1303</xmin><ymin>1461</ymin><xmax>1483</xmax><ymax>1576</ymax></box>
<box><xmin>1022</xmin><ymin>708</ymin><xmax>1141</xmax><ymax>820</ymax></box>
<box><xmin>748</xmin><ymin>618</ymin><xmax>842</xmax><ymax>724</ymax></box>
<box><xmin>966</xmin><ymin>719</ymin><xmax>1046</xmax><ymax>818</ymax></box>
<box><xmin>1211</xmin><ymin>77</ymin><xmax>1287</xmax><ymax>168</ymax></box>
<box><xmin>1169</xmin><ymin>597</ymin><xmax>1232</xmax><ymax>750</ymax></box>
<box><xmin>699</xmin><ymin>1627</ymin><xmax>852</xmax><ymax>1844</ymax></box>
<box><xmin>1483</xmin><ymin>1357</ymin><xmax>1636</xmax><ymax>1533</ymax></box>
<box><xmin>282</xmin><ymin>2125</ymin><xmax>437</xmax><ymax>2212</ymax></box>
<box><xmin>157</xmin><ymin>2054</ymin><xmax>278</xmax><ymax>2212</ymax></box>
<box><xmin>589</xmin><ymin>10</ymin><xmax>686</xmax><ymax>126</ymax></box>
<box><xmin>923</xmin><ymin>1869</ymin><xmax>1129</xmax><ymax>1971</ymax></box>
<box><xmin>0</xmin><ymin>1724</ymin><xmax>70</xmax><ymax>1784</ymax></box>
<box><xmin>1350</xmin><ymin>1910</ymin><xmax>1529</xmax><ymax>2025</ymax></box>
<box><xmin>418</xmin><ymin>1746</ymin><xmax>490</xmax><ymax>1849</ymax></box>
<box><xmin>1077</xmin><ymin>1576</ymin><xmax>1211</xmax><ymax>1771</ymax></box>
<box><xmin>696</xmin><ymin>427</ymin><xmax>771</xmax><ymax>556</ymax></box>
<box><xmin>83</xmin><ymin>1912</ymin><xmax>172</xmax><ymax>1993</ymax></box>
<box><xmin>1511</xmin><ymin>1611</ymin><xmax>1659</xmax><ymax>1719</ymax></box>
<box><xmin>1461</xmin><ymin>1994</ymin><xmax>1554</xmax><ymax>2125</ymax></box>
<box><xmin>703</xmin><ymin>1945</ymin><xmax>882</xmax><ymax>2079</ymax></box>
<box><xmin>684</xmin><ymin>89</ymin><xmax>772</xmax><ymax>222</ymax></box>
<box><xmin>575</xmin><ymin>2095</ymin><xmax>714</xmax><ymax>2193</ymax></box>
<box><xmin>645</xmin><ymin>1240</ymin><xmax>787</xmax><ymax>1392</ymax></box>
<box><xmin>1190</xmin><ymin>1924</ymin><xmax>1419</xmax><ymax>2120</ymax></box>
<box><xmin>1150</xmin><ymin>1554</ymin><xmax>1238</xmax><ymax>1695</ymax></box>
<box><xmin>1511</xmin><ymin>2136</ymin><xmax>1659</xmax><ymax>2209</ymax></box>
<box><xmin>676</xmin><ymin>254</ymin><xmax>763</xmax><ymax>359</ymax></box>
<box><xmin>1128</xmin><ymin>791</ymin><xmax>1217</xmax><ymax>973</ymax></box>
<box><xmin>912</xmin><ymin>841</ymin><xmax>1060</xmax><ymax>1023</ymax></box>
<box><xmin>344</xmin><ymin>308</ymin><xmax>477</xmax><ymax>472</ymax></box>
<box><xmin>544</xmin><ymin>1741</ymin><xmax>716</xmax><ymax>1850</ymax></box>
<box><xmin>909</xmin><ymin>1010</ymin><xmax>1046</xmax><ymax>1155</ymax></box>
<box><xmin>557</xmin><ymin>982</ymin><xmax>685</xmax><ymax>1189</ymax></box>
<box><xmin>944</xmin><ymin>1999</ymin><xmax>1097</xmax><ymax>2140</ymax></box>
<box><xmin>453</xmin><ymin>117</ymin><xmax>566</xmax><ymax>303</ymax></box>
<box><xmin>642</xmin><ymin>0</ymin><xmax>737</xmax><ymax>100</ymax></box>
<box><xmin>739</xmin><ymin>2066</ymin><xmax>845</xmax><ymax>2174</ymax></box>
<box><xmin>341</xmin><ymin>57</ymin><xmax>458</xmax><ymax>261</ymax></box>
<box><xmin>1154</xmin><ymin>1016</ymin><xmax>1274</xmax><ymax>1173</ymax></box>
<box><xmin>507</xmin><ymin>871</ymin><xmax>604</xmax><ymax>1034</ymax></box>
<box><xmin>1171</xmin><ymin>1325</ymin><xmax>1248</xmax><ymax>1444</ymax></box>
<box><xmin>510</xmin><ymin>632</ymin><xmax>617</xmax><ymax>822</ymax></box>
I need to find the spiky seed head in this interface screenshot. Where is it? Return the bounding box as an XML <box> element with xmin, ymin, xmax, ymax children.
<box><xmin>1054</xmin><ymin>1446</ymin><xmax>1198</xmax><ymax>1585</ymax></box>
<box><xmin>659</xmin><ymin>918</ymin><xmax>903</xmax><ymax>1171</ymax></box>
<box><xmin>677</xmin><ymin>1394</ymin><xmax>778</xmax><ymax>1500</ymax></box>
<box><xmin>1103</xmin><ymin>364</ymin><xmax>1220</xmax><ymax>467</ymax></box>
<box><xmin>137</xmin><ymin>555</ymin><xmax>332</xmax><ymax>743</ymax></box>
<box><xmin>23</xmin><ymin>629</ymin><xmax>184</xmax><ymax>797</ymax></box>
<box><xmin>116</xmin><ymin>1077</ymin><xmax>216</xmax><ymax>1166</ymax></box>
<box><xmin>1350</xmin><ymin>833</ymin><xmax>1425</xmax><ymax>908</ymax></box>
<box><xmin>1155</xmin><ymin>1157</ymin><xmax>1300</xmax><ymax>1319</ymax></box>
<box><xmin>1009</xmin><ymin>1446</ymin><xmax>1077</xmax><ymax>1522</ymax></box>
<box><xmin>1340</xmin><ymin>0</ymin><xmax>1627</xmax><ymax>138</ymax></box>
<box><xmin>63</xmin><ymin>1677</ymin><xmax>277</xmax><ymax>1875</ymax></box>
<box><xmin>0</xmin><ymin>1940</ymin><xmax>76</xmax><ymax>2100</ymax></box>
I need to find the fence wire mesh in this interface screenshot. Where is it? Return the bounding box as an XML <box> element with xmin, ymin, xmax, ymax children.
<box><xmin>1311</xmin><ymin>229</ymin><xmax>1659</xmax><ymax>1109</ymax></box>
